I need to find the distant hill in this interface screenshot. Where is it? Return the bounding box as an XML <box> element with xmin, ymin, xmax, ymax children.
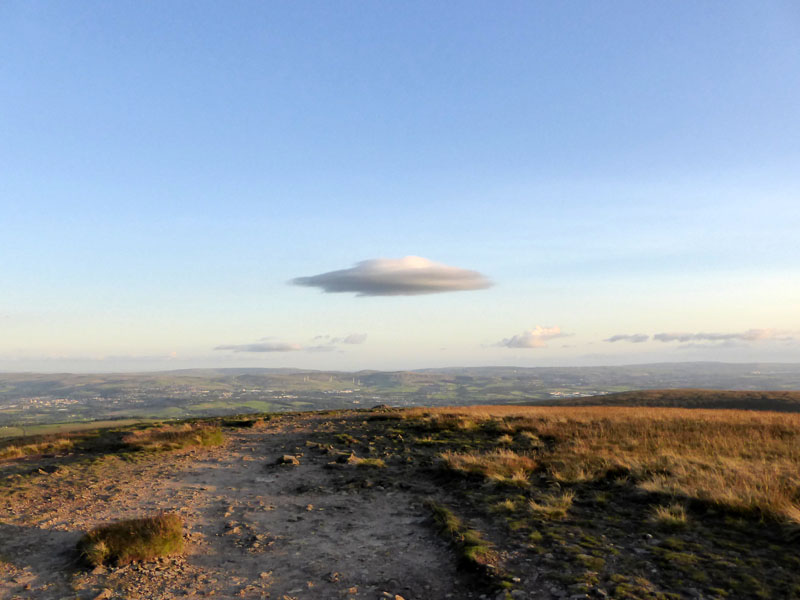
<box><xmin>541</xmin><ymin>388</ymin><xmax>800</xmax><ymax>412</ymax></box>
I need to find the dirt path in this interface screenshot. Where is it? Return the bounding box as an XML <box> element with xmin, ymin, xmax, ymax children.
<box><xmin>0</xmin><ymin>415</ymin><xmax>477</xmax><ymax>600</ymax></box>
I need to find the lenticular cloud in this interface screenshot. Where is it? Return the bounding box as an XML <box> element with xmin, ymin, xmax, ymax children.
<box><xmin>291</xmin><ymin>256</ymin><xmax>492</xmax><ymax>296</ymax></box>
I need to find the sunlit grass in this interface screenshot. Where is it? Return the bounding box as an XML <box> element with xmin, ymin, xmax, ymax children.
<box><xmin>528</xmin><ymin>490</ymin><xmax>575</xmax><ymax>520</ymax></box>
<box><xmin>0</xmin><ymin>437</ymin><xmax>74</xmax><ymax>460</ymax></box>
<box><xmin>441</xmin><ymin>449</ymin><xmax>537</xmax><ymax>487</ymax></box>
<box><xmin>406</xmin><ymin>405</ymin><xmax>800</xmax><ymax>524</ymax></box>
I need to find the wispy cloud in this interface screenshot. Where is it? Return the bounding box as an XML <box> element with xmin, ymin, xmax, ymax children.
<box><xmin>316</xmin><ymin>333</ymin><xmax>368</xmax><ymax>345</ymax></box>
<box><xmin>604</xmin><ymin>333</ymin><xmax>649</xmax><ymax>343</ymax></box>
<box><xmin>214</xmin><ymin>342</ymin><xmax>302</xmax><ymax>353</ymax></box>
<box><xmin>291</xmin><ymin>256</ymin><xmax>492</xmax><ymax>296</ymax></box>
<box><xmin>216</xmin><ymin>333</ymin><xmax>368</xmax><ymax>354</ymax></box>
<box><xmin>498</xmin><ymin>326</ymin><xmax>567</xmax><ymax>349</ymax></box>
<box><xmin>338</xmin><ymin>333</ymin><xmax>368</xmax><ymax>344</ymax></box>
<box><xmin>653</xmin><ymin>329</ymin><xmax>793</xmax><ymax>344</ymax></box>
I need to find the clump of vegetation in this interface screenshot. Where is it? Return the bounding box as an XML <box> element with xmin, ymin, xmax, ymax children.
<box><xmin>425</xmin><ymin>500</ymin><xmax>496</xmax><ymax>570</ymax></box>
<box><xmin>441</xmin><ymin>449</ymin><xmax>537</xmax><ymax>487</ymax></box>
<box><xmin>78</xmin><ymin>513</ymin><xmax>183</xmax><ymax>566</ymax></box>
<box><xmin>491</xmin><ymin>498</ymin><xmax>518</xmax><ymax>513</ymax></box>
<box><xmin>528</xmin><ymin>490</ymin><xmax>575</xmax><ymax>520</ymax></box>
<box><xmin>651</xmin><ymin>503</ymin><xmax>688</xmax><ymax>529</ymax></box>
<box><xmin>412</xmin><ymin>413</ymin><xmax>478</xmax><ymax>432</ymax></box>
<box><xmin>0</xmin><ymin>436</ymin><xmax>74</xmax><ymax>460</ymax></box>
<box><xmin>335</xmin><ymin>433</ymin><xmax>360</xmax><ymax>445</ymax></box>
<box><xmin>123</xmin><ymin>423</ymin><xmax>224</xmax><ymax>452</ymax></box>
<box><xmin>346</xmin><ymin>454</ymin><xmax>386</xmax><ymax>468</ymax></box>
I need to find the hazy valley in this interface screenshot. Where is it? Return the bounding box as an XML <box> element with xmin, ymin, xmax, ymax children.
<box><xmin>3</xmin><ymin>363</ymin><xmax>800</xmax><ymax>437</ymax></box>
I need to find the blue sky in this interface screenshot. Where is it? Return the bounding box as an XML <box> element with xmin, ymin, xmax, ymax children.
<box><xmin>2</xmin><ymin>1</ymin><xmax>799</xmax><ymax>372</ymax></box>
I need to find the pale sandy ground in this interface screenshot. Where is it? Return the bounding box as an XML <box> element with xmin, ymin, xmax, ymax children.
<box><xmin>0</xmin><ymin>414</ymin><xmax>478</xmax><ymax>600</ymax></box>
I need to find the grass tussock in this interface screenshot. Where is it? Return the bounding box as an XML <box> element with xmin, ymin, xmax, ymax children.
<box><xmin>528</xmin><ymin>490</ymin><xmax>575</xmax><ymax>520</ymax></box>
<box><xmin>441</xmin><ymin>449</ymin><xmax>537</xmax><ymax>487</ymax></box>
<box><xmin>651</xmin><ymin>503</ymin><xmax>688</xmax><ymax>529</ymax></box>
<box><xmin>406</xmin><ymin>405</ymin><xmax>800</xmax><ymax>525</ymax></box>
<box><xmin>123</xmin><ymin>423</ymin><xmax>224</xmax><ymax>452</ymax></box>
<box><xmin>425</xmin><ymin>500</ymin><xmax>496</xmax><ymax>569</ymax></box>
<box><xmin>78</xmin><ymin>513</ymin><xmax>183</xmax><ymax>566</ymax></box>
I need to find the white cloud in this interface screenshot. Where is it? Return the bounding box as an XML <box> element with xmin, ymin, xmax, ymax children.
<box><xmin>498</xmin><ymin>326</ymin><xmax>567</xmax><ymax>349</ymax></box>
<box><xmin>604</xmin><ymin>334</ymin><xmax>649</xmax><ymax>343</ymax></box>
<box><xmin>292</xmin><ymin>256</ymin><xmax>492</xmax><ymax>296</ymax></box>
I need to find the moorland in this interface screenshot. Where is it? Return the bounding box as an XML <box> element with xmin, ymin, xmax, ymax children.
<box><xmin>2</xmin><ymin>391</ymin><xmax>800</xmax><ymax>599</ymax></box>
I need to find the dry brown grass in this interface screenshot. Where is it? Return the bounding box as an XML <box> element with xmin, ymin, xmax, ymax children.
<box><xmin>407</xmin><ymin>406</ymin><xmax>800</xmax><ymax>524</ymax></box>
<box><xmin>651</xmin><ymin>503</ymin><xmax>688</xmax><ymax>529</ymax></box>
<box><xmin>441</xmin><ymin>449</ymin><xmax>537</xmax><ymax>487</ymax></box>
<box><xmin>0</xmin><ymin>437</ymin><xmax>74</xmax><ymax>460</ymax></box>
<box><xmin>528</xmin><ymin>490</ymin><xmax>575</xmax><ymax>520</ymax></box>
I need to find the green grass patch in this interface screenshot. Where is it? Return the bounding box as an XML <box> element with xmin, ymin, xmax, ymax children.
<box><xmin>425</xmin><ymin>499</ymin><xmax>496</xmax><ymax>571</ymax></box>
<box><xmin>123</xmin><ymin>423</ymin><xmax>224</xmax><ymax>452</ymax></box>
<box><xmin>78</xmin><ymin>513</ymin><xmax>183</xmax><ymax>566</ymax></box>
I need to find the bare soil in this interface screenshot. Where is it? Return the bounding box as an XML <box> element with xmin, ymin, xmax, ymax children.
<box><xmin>0</xmin><ymin>413</ymin><xmax>474</xmax><ymax>600</ymax></box>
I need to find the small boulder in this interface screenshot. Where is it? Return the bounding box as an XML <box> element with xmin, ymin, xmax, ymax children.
<box><xmin>276</xmin><ymin>455</ymin><xmax>300</xmax><ymax>466</ymax></box>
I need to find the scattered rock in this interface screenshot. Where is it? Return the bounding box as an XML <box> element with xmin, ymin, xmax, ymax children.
<box><xmin>276</xmin><ymin>455</ymin><xmax>300</xmax><ymax>466</ymax></box>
